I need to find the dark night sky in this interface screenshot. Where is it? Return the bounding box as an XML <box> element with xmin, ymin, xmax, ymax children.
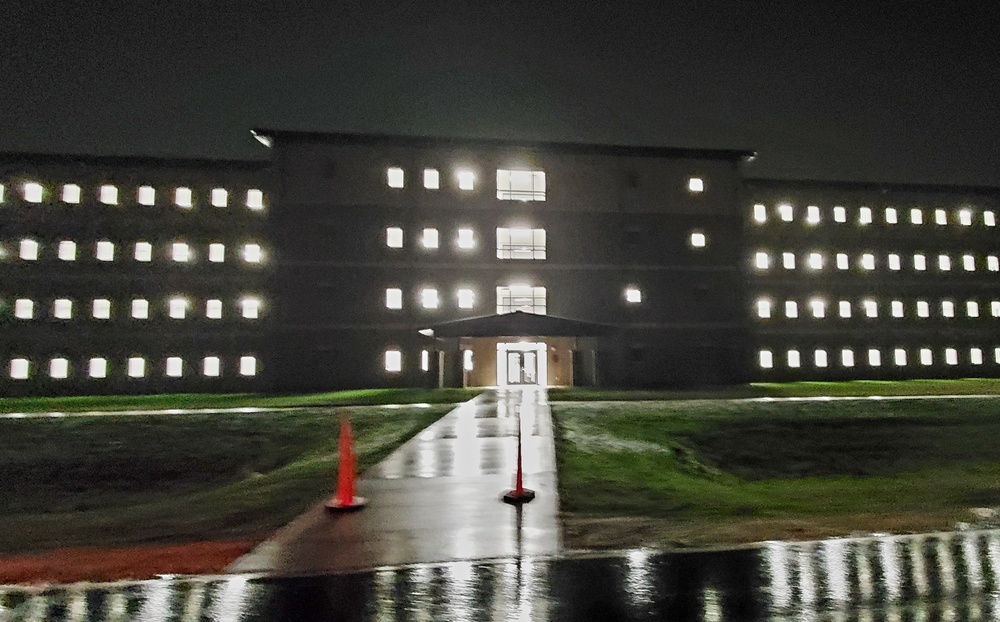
<box><xmin>2</xmin><ymin>1</ymin><xmax>998</xmax><ymax>185</ymax></box>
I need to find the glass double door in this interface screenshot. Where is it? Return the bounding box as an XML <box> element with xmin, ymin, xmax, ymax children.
<box><xmin>506</xmin><ymin>350</ymin><xmax>538</xmax><ymax>385</ymax></box>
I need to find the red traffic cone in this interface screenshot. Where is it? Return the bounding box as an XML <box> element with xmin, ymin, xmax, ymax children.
<box><xmin>503</xmin><ymin>407</ymin><xmax>535</xmax><ymax>505</ymax></box>
<box><xmin>325</xmin><ymin>416</ymin><xmax>367</xmax><ymax>512</ymax></box>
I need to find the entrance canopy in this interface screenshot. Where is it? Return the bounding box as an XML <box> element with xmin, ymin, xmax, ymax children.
<box><xmin>423</xmin><ymin>311</ymin><xmax>615</xmax><ymax>338</ymax></box>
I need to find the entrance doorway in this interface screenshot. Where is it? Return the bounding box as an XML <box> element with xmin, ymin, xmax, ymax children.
<box><xmin>497</xmin><ymin>342</ymin><xmax>547</xmax><ymax>386</ymax></box>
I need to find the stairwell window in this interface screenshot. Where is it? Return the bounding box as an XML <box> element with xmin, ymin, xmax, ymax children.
<box><xmin>497</xmin><ymin>285</ymin><xmax>546</xmax><ymax>315</ymax></box>
<box><xmin>497</xmin><ymin>228</ymin><xmax>546</xmax><ymax>260</ymax></box>
<box><xmin>497</xmin><ymin>170</ymin><xmax>544</xmax><ymax>201</ymax></box>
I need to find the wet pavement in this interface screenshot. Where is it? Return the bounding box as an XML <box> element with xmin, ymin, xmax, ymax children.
<box><xmin>6</xmin><ymin>529</ymin><xmax>1000</xmax><ymax>620</ymax></box>
<box><xmin>228</xmin><ymin>388</ymin><xmax>560</xmax><ymax>575</ymax></box>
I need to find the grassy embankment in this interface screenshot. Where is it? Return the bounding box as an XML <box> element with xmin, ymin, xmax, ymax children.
<box><xmin>554</xmin><ymin>394</ymin><xmax>1000</xmax><ymax>550</ymax></box>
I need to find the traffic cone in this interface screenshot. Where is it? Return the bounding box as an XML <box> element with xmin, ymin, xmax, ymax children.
<box><xmin>503</xmin><ymin>406</ymin><xmax>535</xmax><ymax>504</ymax></box>
<box><xmin>325</xmin><ymin>416</ymin><xmax>367</xmax><ymax>512</ymax></box>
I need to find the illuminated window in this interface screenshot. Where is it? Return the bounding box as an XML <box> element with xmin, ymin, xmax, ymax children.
<box><xmin>127</xmin><ymin>357</ymin><xmax>146</xmax><ymax>378</ymax></box>
<box><xmin>169</xmin><ymin>298</ymin><xmax>188</xmax><ymax>319</ymax></box>
<box><xmin>463</xmin><ymin>349</ymin><xmax>474</xmax><ymax>371</ymax></box>
<box><xmin>754</xmin><ymin>252</ymin><xmax>770</xmax><ymax>270</ymax></box>
<box><xmin>841</xmin><ymin>349</ymin><xmax>855</xmax><ymax>367</ymax></box>
<box><xmin>945</xmin><ymin>348</ymin><xmax>958</xmax><ymax>365</ymax></box>
<box><xmin>785</xmin><ymin>300</ymin><xmax>798</xmax><ymax>318</ymax></box>
<box><xmin>687</xmin><ymin>177</ymin><xmax>704</xmax><ymax>193</ymax></box>
<box><xmin>9</xmin><ymin>359</ymin><xmax>29</xmax><ymax>380</ymax></box>
<box><xmin>241</xmin><ymin>298</ymin><xmax>260</xmax><ymax>319</ymax></box>
<box><xmin>963</xmin><ymin>255</ymin><xmax>975</xmax><ymax>271</ymax></box>
<box><xmin>810</xmin><ymin>298</ymin><xmax>825</xmax><ymax>318</ymax></box>
<box><xmin>756</xmin><ymin>299</ymin><xmax>771</xmax><ymax>319</ymax></box>
<box><xmin>971</xmin><ymin>348</ymin><xmax>984</xmax><ymax>365</ymax></box>
<box><xmin>985</xmin><ymin>211</ymin><xmax>997</xmax><ymax>227</ymax></box>
<box><xmin>89</xmin><ymin>358</ymin><xmax>107</xmax><ymax>379</ymax></box>
<box><xmin>131</xmin><ymin>299</ymin><xmax>149</xmax><ymax>319</ymax></box>
<box><xmin>988</xmin><ymin>256</ymin><xmax>999</xmax><ymax>272</ymax></box>
<box><xmin>175</xmin><ymin>187</ymin><xmax>193</xmax><ymax>208</ymax></box>
<box><xmin>859</xmin><ymin>207</ymin><xmax>872</xmax><ymax>224</ymax></box>
<box><xmin>62</xmin><ymin>184</ymin><xmax>81</xmax><ymax>203</ymax></box>
<box><xmin>868</xmin><ymin>349</ymin><xmax>882</xmax><ymax>367</ymax></box>
<box><xmin>498</xmin><ymin>170</ymin><xmax>546</xmax><ymax>201</ymax></box>
<box><xmin>92</xmin><ymin>299</ymin><xmax>111</xmax><ymax>319</ymax></box>
<box><xmin>0</xmin><ymin>184</ymin><xmax>3</xmax><ymax>202</ymax></box>
<box><xmin>838</xmin><ymin>300</ymin><xmax>852</xmax><ymax>318</ymax></box>
<box><xmin>625</xmin><ymin>287</ymin><xmax>642</xmax><ymax>304</ymax></box>
<box><xmin>247</xmin><ymin>189</ymin><xmax>264</xmax><ymax>210</ymax></box>
<box><xmin>96</xmin><ymin>241</ymin><xmax>114</xmax><ymax>262</ymax></box>
<box><xmin>808</xmin><ymin>252</ymin><xmax>823</xmax><ymax>270</ymax></box>
<box><xmin>421</xmin><ymin>288</ymin><xmax>439</xmax><ymax>309</ymax></box>
<box><xmin>386</xmin><ymin>288</ymin><xmax>403</xmax><ymax>309</ymax></box>
<box><xmin>782</xmin><ymin>252</ymin><xmax>795</xmax><ymax>270</ymax></box>
<box><xmin>58</xmin><ymin>240</ymin><xmax>76</xmax><ymax>261</ymax></box>
<box><xmin>913</xmin><ymin>254</ymin><xmax>926</xmax><ymax>271</ymax></box>
<box><xmin>421</xmin><ymin>228</ymin><xmax>439</xmax><ymax>249</ymax></box>
<box><xmin>836</xmin><ymin>253</ymin><xmax>849</xmax><ymax>270</ymax></box>
<box><xmin>787</xmin><ymin>350</ymin><xmax>801</xmax><ymax>368</ymax></box>
<box><xmin>234</xmin><ymin>355</ymin><xmax>256</xmax><ymax>377</ymax></box>
<box><xmin>49</xmin><ymin>358</ymin><xmax>69</xmax><ymax>379</ymax></box>
<box><xmin>952</xmin><ymin>209</ymin><xmax>972</xmax><ymax>226</ymax></box>
<box><xmin>457</xmin><ymin>228</ymin><xmax>476</xmax><ymax>250</ymax></box>
<box><xmin>457</xmin><ymin>288</ymin><xmax>475</xmax><ymax>309</ymax></box>
<box><xmin>993</xmin><ymin>301</ymin><xmax>1000</xmax><ymax>317</ymax></box>
<box><xmin>171</xmin><ymin>242</ymin><xmax>190</xmax><ymax>262</ymax></box>
<box><xmin>996</xmin><ymin>348</ymin><xmax>1000</xmax><ymax>365</ymax></box>
<box><xmin>919</xmin><ymin>348</ymin><xmax>932</xmax><ymax>366</ymax></box>
<box><xmin>421</xmin><ymin>350</ymin><xmax>430</xmax><ymax>371</ymax></box>
<box><xmin>689</xmin><ymin>231</ymin><xmax>707</xmax><ymax>248</ymax></box>
<box><xmin>387</xmin><ymin>167</ymin><xmax>405</xmax><ymax>188</ymax></box>
<box><xmin>23</xmin><ymin>182</ymin><xmax>43</xmax><ymax>203</ymax></box>
<box><xmin>138</xmin><ymin>186</ymin><xmax>155</xmax><ymax>205</ymax></box>
<box><xmin>833</xmin><ymin>206</ymin><xmax>846</xmax><ymax>223</ymax></box>
<box><xmin>891</xmin><ymin>301</ymin><xmax>904</xmax><ymax>318</ymax></box>
<box><xmin>53</xmin><ymin>298</ymin><xmax>72</xmax><ymax>319</ymax></box>
<box><xmin>942</xmin><ymin>300</ymin><xmax>955</xmax><ymax>318</ymax></box>
<box><xmin>209</xmin><ymin>243</ymin><xmax>225</xmax><ymax>262</ymax></box>
<box><xmin>894</xmin><ymin>348</ymin><xmax>907</xmax><ymax>366</ymax></box>
<box><xmin>861</xmin><ymin>254</ymin><xmax>875</xmax><ymax>271</ymax></box>
<box><xmin>885</xmin><ymin>208</ymin><xmax>897</xmax><ymax>224</ymax></box>
<box><xmin>916</xmin><ymin>300</ymin><xmax>930</xmax><ymax>318</ymax></box>
<box><xmin>14</xmin><ymin>299</ymin><xmax>34</xmax><ymax>319</ymax></box>
<box><xmin>203</xmin><ymin>357</ymin><xmax>221</xmax><ymax>377</ymax></box>
<box><xmin>457</xmin><ymin>169</ymin><xmax>475</xmax><ymax>191</ymax></box>
<box><xmin>779</xmin><ymin>204</ymin><xmax>793</xmax><ymax>222</ymax></box>
<box><xmin>134</xmin><ymin>242</ymin><xmax>152</xmax><ymax>262</ymax></box>
<box><xmin>423</xmin><ymin>169</ymin><xmax>440</xmax><ymax>190</ymax></box>
<box><xmin>863</xmin><ymin>299</ymin><xmax>878</xmax><ymax>318</ymax></box>
<box><xmin>497</xmin><ymin>228</ymin><xmax>546</xmax><ymax>260</ymax></box>
<box><xmin>806</xmin><ymin>205</ymin><xmax>820</xmax><ymax>225</ymax></box>
<box><xmin>759</xmin><ymin>350</ymin><xmax>773</xmax><ymax>369</ymax></box>
<box><xmin>910</xmin><ymin>208</ymin><xmax>923</xmax><ymax>224</ymax></box>
<box><xmin>967</xmin><ymin>301</ymin><xmax>980</xmax><ymax>318</ymax></box>
<box><xmin>243</xmin><ymin>244</ymin><xmax>262</xmax><ymax>263</ymax></box>
<box><xmin>753</xmin><ymin>204</ymin><xmax>767</xmax><ymax>223</ymax></box>
<box><xmin>384</xmin><ymin>349</ymin><xmax>402</xmax><ymax>372</ymax></box>
<box><xmin>938</xmin><ymin>254</ymin><xmax>951</xmax><ymax>271</ymax></box>
<box><xmin>888</xmin><ymin>254</ymin><xmax>901</xmax><ymax>271</ymax></box>
<box><xmin>166</xmin><ymin>357</ymin><xmax>183</xmax><ymax>377</ymax></box>
<box><xmin>99</xmin><ymin>185</ymin><xmax>118</xmax><ymax>205</ymax></box>
<box><xmin>206</xmin><ymin>299</ymin><xmax>223</xmax><ymax>319</ymax></box>
<box><xmin>814</xmin><ymin>349</ymin><xmax>828</xmax><ymax>368</ymax></box>
<box><xmin>497</xmin><ymin>285</ymin><xmax>546</xmax><ymax>314</ymax></box>
<box><xmin>211</xmin><ymin>188</ymin><xmax>228</xmax><ymax>207</ymax></box>
<box><xmin>935</xmin><ymin>209</ymin><xmax>946</xmax><ymax>225</ymax></box>
<box><xmin>19</xmin><ymin>239</ymin><xmax>39</xmax><ymax>260</ymax></box>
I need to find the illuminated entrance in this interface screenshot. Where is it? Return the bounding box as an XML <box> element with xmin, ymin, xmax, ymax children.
<box><xmin>497</xmin><ymin>341</ymin><xmax>547</xmax><ymax>386</ymax></box>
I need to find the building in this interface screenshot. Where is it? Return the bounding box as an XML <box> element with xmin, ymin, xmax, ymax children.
<box><xmin>1</xmin><ymin>131</ymin><xmax>998</xmax><ymax>395</ymax></box>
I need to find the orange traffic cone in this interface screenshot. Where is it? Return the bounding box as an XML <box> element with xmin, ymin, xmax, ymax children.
<box><xmin>325</xmin><ymin>416</ymin><xmax>367</xmax><ymax>512</ymax></box>
<box><xmin>502</xmin><ymin>406</ymin><xmax>535</xmax><ymax>505</ymax></box>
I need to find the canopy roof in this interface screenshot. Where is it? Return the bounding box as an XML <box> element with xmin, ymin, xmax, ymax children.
<box><xmin>425</xmin><ymin>311</ymin><xmax>615</xmax><ymax>338</ymax></box>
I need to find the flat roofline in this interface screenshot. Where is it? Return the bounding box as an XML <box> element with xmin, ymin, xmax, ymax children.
<box><xmin>746</xmin><ymin>177</ymin><xmax>1000</xmax><ymax>196</ymax></box>
<box><xmin>250</xmin><ymin>128</ymin><xmax>756</xmax><ymax>162</ymax></box>
<box><xmin>0</xmin><ymin>151</ymin><xmax>271</xmax><ymax>171</ymax></box>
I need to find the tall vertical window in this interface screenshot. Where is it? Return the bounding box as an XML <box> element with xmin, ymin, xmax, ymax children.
<box><xmin>175</xmin><ymin>187</ymin><xmax>193</xmax><ymax>208</ymax></box>
<box><xmin>386</xmin><ymin>288</ymin><xmax>403</xmax><ymax>309</ymax></box>
<box><xmin>916</xmin><ymin>300</ymin><xmax>930</xmax><ymax>318</ymax></box>
<box><xmin>19</xmin><ymin>239</ymin><xmax>39</xmax><ymax>260</ymax></box>
<box><xmin>993</xmin><ymin>301</ymin><xmax>1000</xmax><ymax>317</ymax></box>
<box><xmin>863</xmin><ymin>299</ymin><xmax>878</xmax><ymax>318</ymax></box>
<box><xmin>423</xmin><ymin>169</ymin><xmax>440</xmax><ymax>190</ymax></box>
<box><xmin>858</xmin><ymin>207</ymin><xmax>872</xmax><ymax>224</ymax></box>
<box><xmin>934</xmin><ymin>209</ymin><xmax>947</xmax><ymax>225</ymax></box>
<box><xmin>959</xmin><ymin>209</ymin><xmax>973</xmax><ymax>226</ymax></box>
<box><xmin>971</xmin><ymin>348</ymin><xmax>984</xmax><ymax>365</ymax></box>
<box><xmin>206</xmin><ymin>299</ymin><xmax>223</xmax><ymax>319</ymax></box>
<box><xmin>89</xmin><ymin>358</ymin><xmax>108</xmax><ymax>379</ymax></box>
<box><xmin>782</xmin><ymin>252</ymin><xmax>795</xmax><ymax>270</ymax></box>
<box><xmin>58</xmin><ymin>240</ymin><xmax>77</xmax><ymax>261</ymax></box>
<box><xmin>938</xmin><ymin>254</ymin><xmax>951</xmax><ymax>271</ymax></box>
<box><xmin>209</xmin><ymin>243</ymin><xmax>225</xmax><ymax>262</ymax></box>
<box><xmin>753</xmin><ymin>204</ymin><xmax>767</xmax><ymax>223</ymax></box>
<box><xmin>945</xmin><ymin>348</ymin><xmax>959</xmax><ymax>366</ymax></box>
<box><xmin>808</xmin><ymin>252</ymin><xmax>823</xmax><ymax>270</ymax></box>
<box><xmin>787</xmin><ymin>350</ymin><xmax>801</xmax><ymax>368</ymax></box>
<box><xmin>806</xmin><ymin>205</ymin><xmax>820</xmax><ymax>224</ymax></box>
<box><xmin>759</xmin><ymin>350</ymin><xmax>773</xmax><ymax>369</ymax></box>
<box><xmin>96</xmin><ymin>241</ymin><xmax>115</xmax><ymax>261</ymax></box>
<box><xmin>457</xmin><ymin>228</ymin><xmax>476</xmax><ymax>249</ymax></box>
<box><xmin>861</xmin><ymin>253</ymin><xmax>875</xmax><ymax>271</ymax></box>
<box><xmin>910</xmin><ymin>208</ymin><xmax>923</xmax><ymax>224</ymax></box>
<box><xmin>754</xmin><ymin>251</ymin><xmax>770</xmax><ymax>270</ymax></box>
<box><xmin>885</xmin><ymin>208</ymin><xmax>897</xmax><ymax>224</ymax></box>
<box><xmin>99</xmin><ymin>185</ymin><xmax>118</xmax><ymax>205</ymax></box>
<box><xmin>138</xmin><ymin>186</ymin><xmax>156</xmax><ymax>205</ymax></box>
<box><xmin>894</xmin><ymin>348</ymin><xmax>907</xmax><ymax>366</ymax></box>
<box><xmin>888</xmin><ymin>254</ymin><xmax>901</xmax><ymax>271</ymax></box>
<box><xmin>985</xmin><ymin>211</ymin><xmax>997</xmax><ymax>227</ymax></box>
<box><xmin>421</xmin><ymin>228</ymin><xmax>439</xmax><ymax>249</ymax></box>
<box><xmin>810</xmin><ymin>299</ymin><xmax>825</xmax><ymax>318</ymax></box>
<box><xmin>134</xmin><ymin>242</ymin><xmax>152</xmax><ymax>262</ymax></box>
<box><xmin>868</xmin><ymin>349</ymin><xmax>882</xmax><ymax>367</ymax></box>
<box><xmin>241</xmin><ymin>297</ymin><xmax>260</xmax><ymax>319</ymax></box>
<box><xmin>838</xmin><ymin>300</ymin><xmax>852</xmax><ymax>318</ymax></box>
<box><xmin>421</xmin><ymin>350</ymin><xmax>430</xmax><ymax>371</ymax></box>
<box><xmin>387</xmin><ymin>167</ymin><xmax>405</xmax><ymax>188</ymax></box>
<box><xmin>497</xmin><ymin>285</ymin><xmax>546</xmax><ymax>314</ymax></box>
<box><xmin>496</xmin><ymin>228</ymin><xmax>546</xmax><ymax>260</ymax></box>
<box><xmin>62</xmin><ymin>184</ymin><xmax>81</xmax><ymax>204</ymax></box>
<box><xmin>989</xmin><ymin>256</ymin><xmax>999</xmax><ymax>272</ymax></box>
<box><xmin>919</xmin><ymin>348</ymin><xmax>933</xmax><ymax>366</ymax></box>
<box><xmin>457</xmin><ymin>169</ymin><xmax>475</xmax><ymax>191</ymax></box>
<box><xmin>967</xmin><ymin>301</ymin><xmax>980</xmax><ymax>318</ymax></box>
<box><xmin>963</xmin><ymin>255</ymin><xmax>975</xmax><ymax>271</ymax></box>
<box><xmin>457</xmin><ymin>288</ymin><xmax>475</xmax><ymax>309</ymax></box>
<box><xmin>497</xmin><ymin>170</ymin><xmax>545</xmax><ymax>201</ymax></box>
<box><xmin>246</xmin><ymin>189</ymin><xmax>264</xmax><ymax>210</ymax></box>
<box><xmin>814</xmin><ymin>349</ymin><xmax>828</xmax><ymax>368</ymax></box>
<box><xmin>384</xmin><ymin>349</ymin><xmax>402</xmax><ymax>372</ymax></box>
<box><xmin>833</xmin><ymin>206</ymin><xmax>847</xmax><ymax>223</ymax></box>
<box><xmin>941</xmin><ymin>300</ymin><xmax>955</xmax><ymax>318</ymax></box>
<box><xmin>778</xmin><ymin>204</ymin><xmax>793</xmax><ymax>222</ymax></box>
<box><xmin>891</xmin><ymin>301</ymin><xmax>904</xmax><ymax>318</ymax></box>
<box><xmin>756</xmin><ymin>299</ymin><xmax>772</xmax><ymax>319</ymax></box>
<box><xmin>240</xmin><ymin>356</ymin><xmax>257</xmax><ymax>376</ymax></box>
<box><xmin>841</xmin><ymin>349</ymin><xmax>855</xmax><ymax>367</ymax></box>
<box><xmin>913</xmin><ymin>254</ymin><xmax>927</xmax><ymax>271</ymax></box>
<box><xmin>386</xmin><ymin>227</ymin><xmax>404</xmax><ymax>248</ymax></box>
<box><xmin>784</xmin><ymin>301</ymin><xmax>798</xmax><ymax>318</ymax></box>
<box><xmin>836</xmin><ymin>253</ymin><xmax>849</xmax><ymax>270</ymax></box>
<box><xmin>420</xmin><ymin>288</ymin><xmax>439</xmax><ymax>309</ymax></box>
<box><xmin>211</xmin><ymin>188</ymin><xmax>228</xmax><ymax>207</ymax></box>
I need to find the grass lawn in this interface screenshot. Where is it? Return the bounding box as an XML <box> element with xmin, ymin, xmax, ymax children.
<box><xmin>0</xmin><ymin>404</ymin><xmax>453</xmax><ymax>555</ymax></box>
<box><xmin>553</xmin><ymin>397</ymin><xmax>1000</xmax><ymax>549</ymax></box>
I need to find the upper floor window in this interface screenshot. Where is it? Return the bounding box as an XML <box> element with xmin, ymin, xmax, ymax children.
<box><xmin>457</xmin><ymin>169</ymin><xmax>475</xmax><ymax>191</ymax></box>
<box><xmin>62</xmin><ymin>184</ymin><xmax>81</xmax><ymax>204</ymax></box>
<box><xmin>421</xmin><ymin>228</ymin><xmax>439</xmax><ymax>249</ymax></box>
<box><xmin>175</xmin><ymin>187</ymin><xmax>193</xmax><ymax>208</ymax></box>
<box><xmin>423</xmin><ymin>169</ymin><xmax>440</xmax><ymax>190</ymax></box>
<box><xmin>806</xmin><ymin>205</ymin><xmax>820</xmax><ymax>225</ymax></box>
<box><xmin>211</xmin><ymin>188</ymin><xmax>228</xmax><ymax>207</ymax></box>
<box><xmin>138</xmin><ymin>186</ymin><xmax>156</xmax><ymax>206</ymax></box>
<box><xmin>386</xmin><ymin>227</ymin><xmax>403</xmax><ymax>248</ymax></box>
<box><xmin>687</xmin><ymin>177</ymin><xmax>704</xmax><ymax>193</ymax></box>
<box><xmin>247</xmin><ymin>189</ymin><xmax>264</xmax><ymax>210</ymax></box>
<box><xmin>496</xmin><ymin>169</ymin><xmax>544</xmax><ymax>201</ymax></box>
<box><xmin>497</xmin><ymin>227</ymin><xmax>546</xmax><ymax>260</ymax></box>
<box><xmin>99</xmin><ymin>185</ymin><xmax>118</xmax><ymax>205</ymax></box>
<box><xmin>387</xmin><ymin>167</ymin><xmax>405</xmax><ymax>188</ymax></box>
<box><xmin>752</xmin><ymin>204</ymin><xmax>767</xmax><ymax>223</ymax></box>
<box><xmin>23</xmin><ymin>182</ymin><xmax>43</xmax><ymax>203</ymax></box>
<box><xmin>457</xmin><ymin>228</ymin><xmax>476</xmax><ymax>250</ymax></box>
<box><xmin>497</xmin><ymin>284</ymin><xmax>546</xmax><ymax>315</ymax></box>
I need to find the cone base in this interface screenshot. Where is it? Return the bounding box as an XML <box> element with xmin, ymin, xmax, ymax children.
<box><xmin>324</xmin><ymin>496</ymin><xmax>368</xmax><ymax>512</ymax></box>
<box><xmin>502</xmin><ymin>488</ymin><xmax>536</xmax><ymax>504</ymax></box>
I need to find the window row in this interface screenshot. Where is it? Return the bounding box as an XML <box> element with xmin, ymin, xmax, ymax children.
<box><xmin>753</xmin><ymin>250</ymin><xmax>999</xmax><ymax>273</ymax></box>
<box><xmin>384</xmin><ymin>285</ymin><xmax>548</xmax><ymax>314</ymax></box>
<box><xmin>6</xmin><ymin>355</ymin><xmax>258</xmax><ymax>380</ymax></box>
<box><xmin>6</xmin><ymin>240</ymin><xmax>263</xmax><ymax>263</ymax></box>
<box><xmin>759</xmin><ymin>347</ymin><xmax>1000</xmax><ymax>370</ymax></box>
<box><xmin>5</xmin><ymin>297</ymin><xmax>262</xmax><ymax>320</ymax></box>
<box><xmin>0</xmin><ymin>183</ymin><xmax>264</xmax><ymax>209</ymax></box>
<box><xmin>752</xmin><ymin>203</ymin><xmax>996</xmax><ymax>227</ymax></box>
<box><xmin>755</xmin><ymin>297</ymin><xmax>1000</xmax><ymax>320</ymax></box>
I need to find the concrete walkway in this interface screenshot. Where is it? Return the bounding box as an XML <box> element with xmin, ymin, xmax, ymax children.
<box><xmin>228</xmin><ymin>387</ymin><xmax>560</xmax><ymax>575</ymax></box>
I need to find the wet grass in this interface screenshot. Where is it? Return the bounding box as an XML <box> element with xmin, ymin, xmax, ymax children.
<box><xmin>553</xmin><ymin>398</ymin><xmax>1000</xmax><ymax>524</ymax></box>
<box><xmin>0</xmin><ymin>404</ymin><xmax>452</xmax><ymax>554</ymax></box>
